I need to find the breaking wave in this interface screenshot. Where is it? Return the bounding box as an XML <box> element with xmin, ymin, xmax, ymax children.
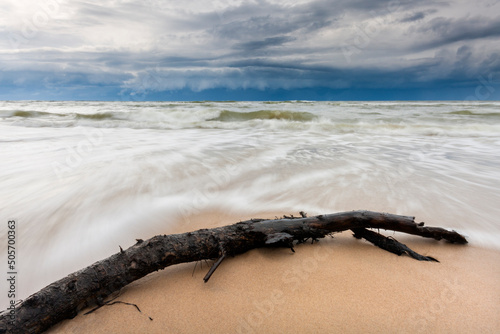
<box><xmin>210</xmin><ymin>109</ymin><xmax>317</xmax><ymax>122</ymax></box>
<box><xmin>1</xmin><ymin>100</ymin><xmax>499</xmax><ymax>137</ymax></box>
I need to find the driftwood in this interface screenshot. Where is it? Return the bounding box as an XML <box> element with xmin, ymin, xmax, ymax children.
<box><xmin>0</xmin><ymin>211</ymin><xmax>467</xmax><ymax>334</ymax></box>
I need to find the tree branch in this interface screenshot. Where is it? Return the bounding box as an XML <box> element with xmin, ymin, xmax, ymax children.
<box><xmin>0</xmin><ymin>211</ymin><xmax>467</xmax><ymax>334</ymax></box>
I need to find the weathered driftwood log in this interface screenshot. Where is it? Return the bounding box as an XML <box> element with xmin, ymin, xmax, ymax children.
<box><xmin>0</xmin><ymin>211</ymin><xmax>467</xmax><ymax>334</ymax></box>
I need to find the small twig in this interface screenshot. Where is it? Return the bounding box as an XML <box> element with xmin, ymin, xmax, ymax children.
<box><xmin>192</xmin><ymin>261</ymin><xmax>198</xmax><ymax>277</ymax></box>
<box><xmin>84</xmin><ymin>295</ymin><xmax>120</xmax><ymax>315</ymax></box>
<box><xmin>84</xmin><ymin>298</ymin><xmax>153</xmax><ymax>321</ymax></box>
<box><xmin>203</xmin><ymin>254</ymin><xmax>226</xmax><ymax>283</ymax></box>
<box><xmin>106</xmin><ymin>301</ymin><xmax>142</xmax><ymax>314</ymax></box>
<box><xmin>203</xmin><ymin>247</ymin><xmax>227</xmax><ymax>283</ymax></box>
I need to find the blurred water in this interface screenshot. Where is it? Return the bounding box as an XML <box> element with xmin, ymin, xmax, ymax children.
<box><xmin>1</xmin><ymin>100</ymin><xmax>499</xmax><ymax>308</ymax></box>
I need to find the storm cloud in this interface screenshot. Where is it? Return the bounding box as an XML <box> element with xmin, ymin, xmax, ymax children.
<box><xmin>0</xmin><ymin>0</ymin><xmax>499</xmax><ymax>100</ymax></box>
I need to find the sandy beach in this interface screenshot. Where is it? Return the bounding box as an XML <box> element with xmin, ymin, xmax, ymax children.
<box><xmin>2</xmin><ymin>0</ymin><xmax>500</xmax><ymax>329</ymax></box>
<box><xmin>46</xmin><ymin>211</ymin><xmax>500</xmax><ymax>334</ymax></box>
<box><xmin>3</xmin><ymin>101</ymin><xmax>499</xmax><ymax>333</ymax></box>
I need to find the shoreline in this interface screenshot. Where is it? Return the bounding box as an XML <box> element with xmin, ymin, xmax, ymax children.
<box><xmin>46</xmin><ymin>212</ymin><xmax>500</xmax><ymax>333</ymax></box>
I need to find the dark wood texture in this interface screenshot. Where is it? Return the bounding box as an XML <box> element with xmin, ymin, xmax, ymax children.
<box><xmin>0</xmin><ymin>211</ymin><xmax>467</xmax><ymax>334</ymax></box>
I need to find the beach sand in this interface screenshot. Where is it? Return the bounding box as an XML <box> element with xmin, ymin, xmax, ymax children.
<box><xmin>47</xmin><ymin>211</ymin><xmax>500</xmax><ymax>334</ymax></box>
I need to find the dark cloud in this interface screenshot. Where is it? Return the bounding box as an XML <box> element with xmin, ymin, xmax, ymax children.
<box><xmin>115</xmin><ymin>48</ymin><xmax>498</xmax><ymax>93</ymax></box>
<box><xmin>0</xmin><ymin>69</ymin><xmax>132</xmax><ymax>88</ymax></box>
<box><xmin>211</xmin><ymin>0</ymin><xmax>421</xmax><ymax>41</ymax></box>
<box><xmin>214</xmin><ymin>15</ymin><xmax>299</xmax><ymax>40</ymax></box>
<box><xmin>234</xmin><ymin>36</ymin><xmax>296</xmax><ymax>51</ymax></box>
<box><xmin>416</xmin><ymin>16</ymin><xmax>500</xmax><ymax>50</ymax></box>
<box><xmin>0</xmin><ymin>0</ymin><xmax>499</xmax><ymax>100</ymax></box>
<box><xmin>399</xmin><ymin>11</ymin><xmax>428</xmax><ymax>23</ymax></box>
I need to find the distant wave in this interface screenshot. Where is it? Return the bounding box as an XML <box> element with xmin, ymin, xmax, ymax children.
<box><xmin>11</xmin><ymin>110</ymin><xmax>56</xmax><ymax>118</ymax></box>
<box><xmin>1</xmin><ymin>101</ymin><xmax>499</xmax><ymax>137</ymax></box>
<box><xmin>448</xmin><ymin>110</ymin><xmax>500</xmax><ymax>117</ymax></box>
<box><xmin>5</xmin><ymin>108</ymin><xmax>317</xmax><ymax>123</ymax></box>
<box><xmin>210</xmin><ymin>109</ymin><xmax>317</xmax><ymax>122</ymax></box>
<box><xmin>6</xmin><ymin>110</ymin><xmax>116</xmax><ymax>120</ymax></box>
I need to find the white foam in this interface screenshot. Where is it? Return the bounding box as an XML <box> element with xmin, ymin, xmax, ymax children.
<box><xmin>1</xmin><ymin>100</ymin><xmax>500</xmax><ymax>308</ymax></box>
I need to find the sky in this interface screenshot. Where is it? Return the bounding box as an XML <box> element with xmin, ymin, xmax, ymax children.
<box><xmin>0</xmin><ymin>0</ymin><xmax>499</xmax><ymax>101</ymax></box>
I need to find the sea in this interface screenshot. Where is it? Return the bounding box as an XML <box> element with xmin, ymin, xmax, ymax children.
<box><xmin>1</xmin><ymin>100</ymin><xmax>499</xmax><ymax>307</ymax></box>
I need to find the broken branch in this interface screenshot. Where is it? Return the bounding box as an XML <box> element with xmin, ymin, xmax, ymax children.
<box><xmin>0</xmin><ymin>210</ymin><xmax>466</xmax><ymax>334</ymax></box>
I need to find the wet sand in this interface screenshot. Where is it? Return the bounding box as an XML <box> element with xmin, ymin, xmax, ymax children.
<box><xmin>47</xmin><ymin>212</ymin><xmax>500</xmax><ymax>334</ymax></box>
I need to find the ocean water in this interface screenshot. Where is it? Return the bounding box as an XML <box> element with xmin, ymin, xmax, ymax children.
<box><xmin>1</xmin><ymin>100</ymin><xmax>500</xmax><ymax>307</ymax></box>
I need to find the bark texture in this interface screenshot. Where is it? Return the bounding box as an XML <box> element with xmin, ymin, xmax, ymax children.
<box><xmin>0</xmin><ymin>211</ymin><xmax>467</xmax><ymax>334</ymax></box>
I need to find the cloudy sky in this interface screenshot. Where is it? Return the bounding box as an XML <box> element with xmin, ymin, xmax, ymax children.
<box><xmin>1</xmin><ymin>0</ymin><xmax>499</xmax><ymax>100</ymax></box>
